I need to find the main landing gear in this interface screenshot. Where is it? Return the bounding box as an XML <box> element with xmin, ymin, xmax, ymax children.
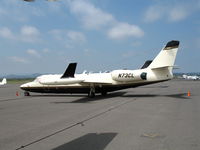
<box><xmin>101</xmin><ymin>90</ymin><xmax>107</xmax><ymax>96</ymax></box>
<box><xmin>88</xmin><ymin>86</ymin><xmax>95</xmax><ymax>98</ymax></box>
<box><xmin>88</xmin><ymin>86</ymin><xmax>108</xmax><ymax>98</ymax></box>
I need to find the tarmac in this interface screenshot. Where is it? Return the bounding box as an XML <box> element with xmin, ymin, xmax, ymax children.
<box><xmin>0</xmin><ymin>79</ymin><xmax>200</xmax><ymax>150</ymax></box>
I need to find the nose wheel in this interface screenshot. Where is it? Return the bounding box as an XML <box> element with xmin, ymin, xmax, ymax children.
<box><xmin>24</xmin><ymin>91</ymin><xmax>30</xmax><ymax>96</ymax></box>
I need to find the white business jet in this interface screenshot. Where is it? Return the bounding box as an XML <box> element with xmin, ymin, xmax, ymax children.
<box><xmin>20</xmin><ymin>40</ymin><xmax>180</xmax><ymax>97</ymax></box>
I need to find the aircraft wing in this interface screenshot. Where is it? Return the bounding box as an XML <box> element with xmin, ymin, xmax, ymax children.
<box><xmin>83</xmin><ymin>80</ymin><xmax>112</xmax><ymax>84</ymax></box>
<box><xmin>83</xmin><ymin>74</ymin><xmax>113</xmax><ymax>84</ymax></box>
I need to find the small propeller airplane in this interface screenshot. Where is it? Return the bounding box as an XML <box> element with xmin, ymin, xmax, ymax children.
<box><xmin>0</xmin><ymin>78</ymin><xmax>7</xmax><ymax>86</ymax></box>
<box><xmin>20</xmin><ymin>40</ymin><xmax>180</xmax><ymax>97</ymax></box>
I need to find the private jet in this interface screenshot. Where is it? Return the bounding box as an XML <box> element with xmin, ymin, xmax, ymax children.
<box><xmin>0</xmin><ymin>78</ymin><xmax>7</xmax><ymax>86</ymax></box>
<box><xmin>20</xmin><ymin>40</ymin><xmax>180</xmax><ymax>97</ymax></box>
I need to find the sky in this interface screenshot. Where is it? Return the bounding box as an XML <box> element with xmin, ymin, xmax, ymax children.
<box><xmin>0</xmin><ymin>0</ymin><xmax>200</xmax><ymax>75</ymax></box>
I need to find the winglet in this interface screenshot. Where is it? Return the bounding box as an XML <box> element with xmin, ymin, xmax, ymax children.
<box><xmin>61</xmin><ymin>63</ymin><xmax>77</xmax><ymax>78</ymax></box>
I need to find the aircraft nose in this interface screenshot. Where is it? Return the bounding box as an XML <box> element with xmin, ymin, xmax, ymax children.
<box><xmin>20</xmin><ymin>83</ymin><xmax>29</xmax><ymax>90</ymax></box>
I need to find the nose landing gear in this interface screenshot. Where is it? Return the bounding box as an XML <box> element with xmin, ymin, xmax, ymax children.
<box><xmin>24</xmin><ymin>91</ymin><xmax>30</xmax><ymax>96</ymax></box>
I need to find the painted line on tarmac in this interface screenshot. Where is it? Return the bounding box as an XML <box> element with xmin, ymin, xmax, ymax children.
<box><xmin>0</xmin><ymin>97</ymin><xmax>32</xmax><ymax>103</ymax></box>
<box><xmin>15</xmin><ymin>97</ymin><xmax>137</xmax><ymax>150</ymax></box>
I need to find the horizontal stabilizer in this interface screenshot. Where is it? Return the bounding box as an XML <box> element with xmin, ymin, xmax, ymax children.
<box><xmin>61</xmin><ymin>63</ymin><xmax>77</xmax><ymax>78</ymax></box>
<box><xmin>151</xmin><ymin>65</ymin><xmax>177</xmax><ymax>70</ymax></box>
<box><xmin>164</xmin><ymin>40</ymin><xmax>179</xmax><ymax>50</ymax></box>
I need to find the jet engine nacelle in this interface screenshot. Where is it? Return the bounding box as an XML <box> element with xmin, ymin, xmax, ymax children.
<box><xmin>111</xmin><ymin>70</ymin><xmax>147</xmax><ymax>82</ymax></box>
<box><xmin>39</xmin><ymin>78</ymin><xmax>84</xmax><ymax>85</ymax></box>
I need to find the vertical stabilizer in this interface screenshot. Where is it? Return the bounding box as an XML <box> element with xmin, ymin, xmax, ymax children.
<box><xmin>61</xmin><ymin>63</ymin><xmax>77</xmax><ymax>78</ymax></box>
<box><xmin>2</xmin><ymin>78</ymin><xmax>7</xmax><ymax>85</ymax></box>
<box><xmin>148</xmin><ymin>40</ymin><xmax>179</xmax><ymax>69</ymax></box>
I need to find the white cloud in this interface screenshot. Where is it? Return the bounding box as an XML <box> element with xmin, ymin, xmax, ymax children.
<box><xmin>2</xmin><ymin>0</ymin><xmax>18</xmax><ymax>5</ymax></box>
<box><xmin>0</xmin><ymin>0</ymin><xmax>47</xmax><ymax>23</ymax></box>
<box><xmin>20</xmin><ymin>26</ymin><xmax>40</xmax><ymax>43</ymax></box>
<box><xmin>31</xmin><ymin>7</ymin><xmax>45</xmax><ymax>17</ymax></box>
<box><xmin>144</xmin><ymin>5</ymin><xmax>165</xmax><ymax>23</ymax></box>
<box><xmin>67</xmin><ymin>0</ymin><xmax>114</xmax><ymax>29</ymax></box>
<box><xmin>168</xmin><ymin>6</ymin><xmax>189</xmax><ymax>22</ymax></box>
<box><xmin>108</xmin><ymin>23</ymin><xmax>144</xmax><ymax>40</ymax></box>
<box><xmin>0</xmin><ymin>1</ymin><xmax>27</xmax><ymax>22</ymax></box>
<box><xmin>0</xmin><ymin>27</ymin><xmax>15</xmax><ymax>39</ymax></box>
<box><xmin>9</xmin><ymin>56</ymin><xmax>28</xmax><ymax>63</ymax></box>
<box><xmin>47</xmin><ymin>1</ymin><xmax>62</xmax><ymax>12</ymax></box>
<box><xmin>21</xmin><ymin>26</ymin><xmax>39</xmax><ymax>36</ymax></box>
<box><xmin>66</xmin><ymin>0</ymin><xmax>144</xmax><ymax>40</ymax></box>
<box><xmin>144</xmin><ymin>2</ymin><xmax>198</xmax><ymax>23</ymax></box>
<box><xmin>42</xmin><ymin>48</ymin><xmax>50</xmax><ymax>53</ymax></box>
<box><xmin>67</xmin><ymin>31</ymin><xmax>86</xmax><ymax>43</ymax></box>
<box><xmin>0</xmin><ymin>26</ymin><xmax>41</xmax><ymax>43</ymax></box>
<box><xmin>50</xmin><ymin>29</ymin><xmax>86</xmax><ymax>44</ymax></box>
<box><xmin>27</xmin><ymin>49</ymin><xmax>41</xmax><ymax>58</ymax></box>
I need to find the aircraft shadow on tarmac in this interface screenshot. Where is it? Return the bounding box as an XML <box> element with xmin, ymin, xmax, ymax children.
<box><xmin>52</xmin><ymin>92</ymin><xmax>127</xmax><ymax>104</ymax></box>
<box><xmin>30</xmin><ymin>94</ymin><xmax>87</xmax><ymax>97</ymax></box>
<box><xmin>122</xmin><ymin>93</ymin><xmax>190</xmax><ymax>99</ymax></box>
<box><xmin>141</xmin><ymin>85</ymin><xmax>169</xmax><ymax>88</ymax></box>
<box><xmin>51</xmin><ymin>92</ymin><xmax>190</xmax><ymax>104</ymax></box>
<box><xmin>52</xmin><ymin>133</ymin><xmax>117</xmax><ymax>150</ymax></box>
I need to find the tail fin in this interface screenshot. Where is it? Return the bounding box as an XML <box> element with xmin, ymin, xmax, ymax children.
<box><xmin>61</xmin><ymin>63</ymin><xmax>77</xmax><ymax>78</ymax></box>
<box><xmin>2</xmin><ymin>78</ymin><xmax>7</xmax><ymax>85</ymax></box>
<box><xmin>148</xmin><ymin>40</ymin><xmax>179</xmax><ymax>70</ymax></box>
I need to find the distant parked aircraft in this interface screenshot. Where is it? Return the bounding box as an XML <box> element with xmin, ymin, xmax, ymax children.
<box><xmin>0</xmin><ymin>78</ymin><xmax>7</xmax><ymax>86</ymax></box>
<box><xmin>182</xmin><ymin>74</ymin><xmax>199</xmax><ymax>80</ymax></box>
<box><xmin>20</xmin><ymin>40</ymin><xmax>180</xmax><ymax>97</ymax></box>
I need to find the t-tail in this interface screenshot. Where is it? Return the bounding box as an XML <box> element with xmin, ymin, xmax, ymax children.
<box><xmin>149</xmin><ymin>40</ymin><xmax>179</xmax><ymax>69</ymax></box>
<box><xmin>147</xmin><ymin>40</ymin><xmax>180</xmax><ymax>81</ymax></box>
<box><xmin>1</xmin><ymin>78</ymin><xmax>7</xmax><ymax>85</ymax></box>
<box><xmin>139</xmin><ymin>40</ymin><xmax>179</xmax><ymax>82</ymax></box>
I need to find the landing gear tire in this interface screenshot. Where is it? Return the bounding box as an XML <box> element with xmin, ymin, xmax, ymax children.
<box><xmin>88</xmin><ymin>91</ymin><xmax>95</xmax><ymax>98</ymax></box>
<box><xmin>88</xmin><ymin>86</ymin><xmax>95</xmax><ymax>98</ymax></box>
<box><xmin>24</xmin><ymin>91</ymin><xmax>30</xmax><ymax>96</ymax></box>
<box><xmin>101</xmin><ymin>91</ymin><xmax>107</xmax><ymax>96</ymax></box>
